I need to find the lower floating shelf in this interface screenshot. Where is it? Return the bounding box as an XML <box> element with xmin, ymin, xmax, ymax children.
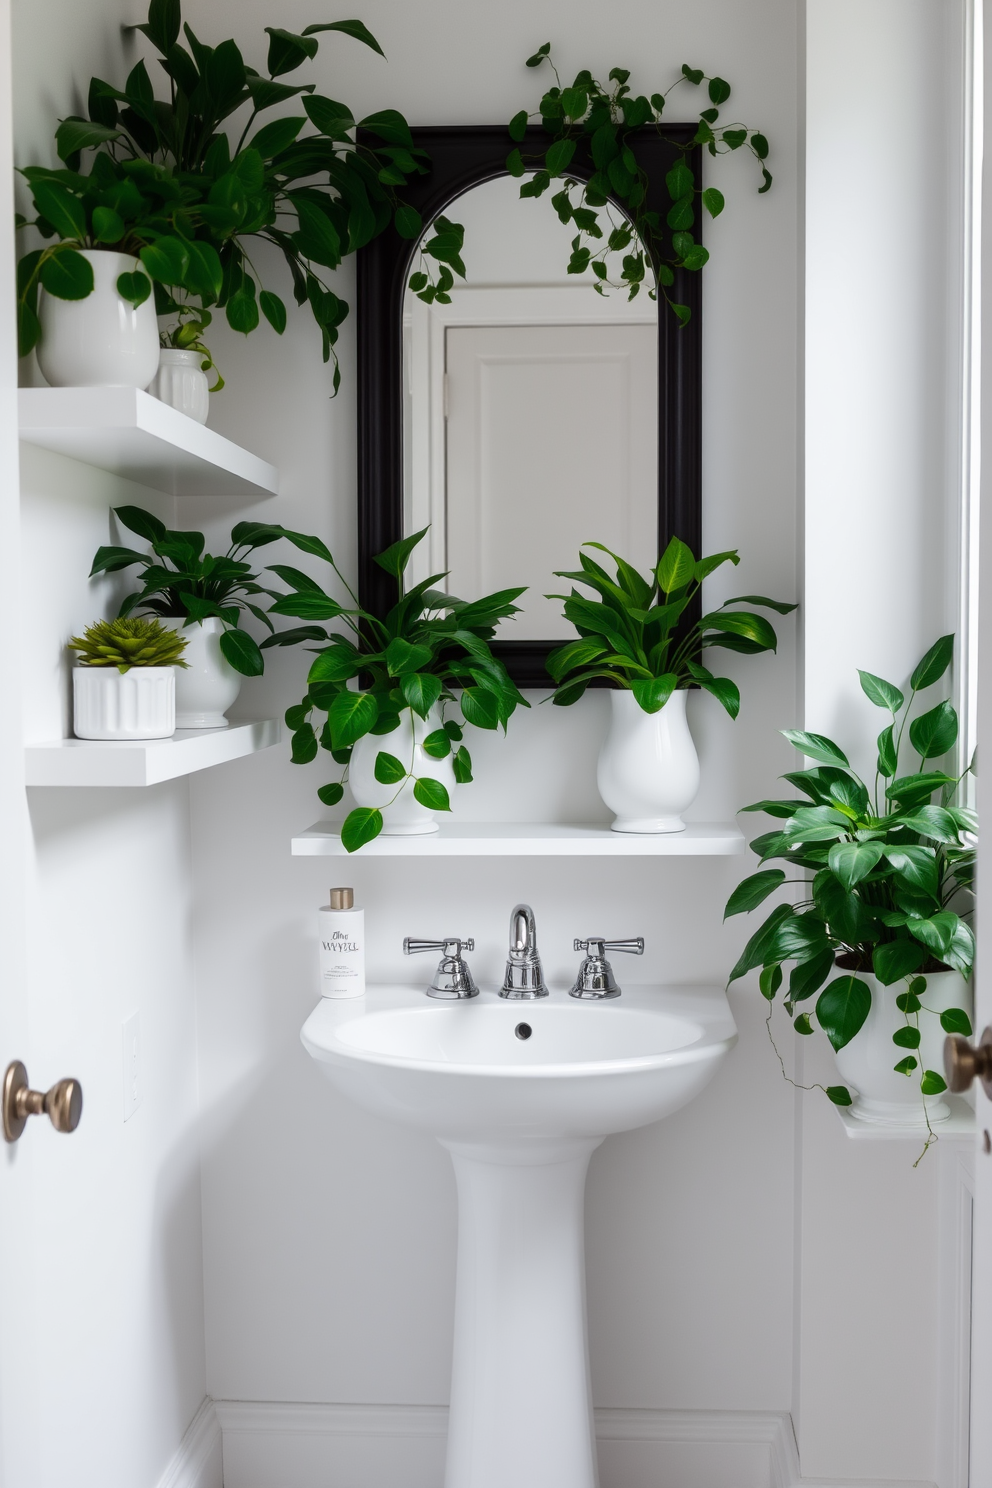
<box><xmin>26</xmin><ymin>719</ymin><xmax>279</xmax><ymax>787</ymax></box>
<box><xmin>291</xmin><ymin>820</ymin><xmax>745</xmax><ymax>857</ymax></box>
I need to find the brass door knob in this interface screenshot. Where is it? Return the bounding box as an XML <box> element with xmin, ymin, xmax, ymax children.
<box><xmin>943</xmin><ymin>1027</ymin><xmax>992</xmax><ymax>1098</ymax></box>
<box><xmin>2</xmin><ymin>1061</ymin><xmax>83</xmax><ymax>1143</ymax></box>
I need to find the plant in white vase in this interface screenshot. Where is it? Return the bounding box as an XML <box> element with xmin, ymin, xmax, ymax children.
<box><xmin>725</xmin><ymin>635</ymin><xmax>977</xmax><ymax>1148</ymax></box>
<box><xmin>267</xmin><ymin>527</ymin><xmax>528</xmax><ymax>850</ymax></box>
<box><xmin>546</xmin><ymin>536</ymin><xmax>795</xmax><ymax>831</ymax></box>
<box><xmin>68</xmin><ymin>615</ymin><xmax>187</xmax><ymax>739</ymax></box>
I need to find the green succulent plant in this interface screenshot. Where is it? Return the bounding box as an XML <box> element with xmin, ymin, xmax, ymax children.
<box><xmin>68</xmin><ymin>616</ymin><xmax>189</xmax><ymax>673</ymax></box>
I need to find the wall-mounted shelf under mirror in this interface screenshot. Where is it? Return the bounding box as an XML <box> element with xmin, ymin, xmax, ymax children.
<box><xmin>835</xmin><ymin>1096</ymin><xmax>975</xmax><ymax>1142</ymax></box>
<box><xmin>25</xmin><ymin>719</ymin><xmax>279</xmax><ymax>787</ymax></box>
<box><xmin>292</xmin><ymin>821</ymin><xmax>745</xmax><ymax>857</ymax></box>
<box><xmin>19</xmin><ymin>388</ymin><xmax>279</xmax><ymax>498</ymax></box>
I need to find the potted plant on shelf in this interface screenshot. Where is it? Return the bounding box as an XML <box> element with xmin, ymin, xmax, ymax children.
<box><xmin>17</xmin><ymin>0</ymin><xmax>435</xmax><ymax>394</ymax></box>
<box><xmin>148</xmin><ymin>306</ymin><xmax>223</xmax><ymax>423</ymax></box>
<box><xmin>89</xmin><ymin>504</ymin><xmax>318</xmax><ymax>728</ymax></box>
<box><xmin>724</xmin><ymin>634</ymin><xmax>976</xmax><ymax>1136</ymax></box>
<box><xmin>69</xmin><ymin>616</ymin><xmax>188</xmax><ymax>739</ymax></box>
<box><xmin>265</xmin><ymin>527</ymin><xmax>528</xmax><ymax>850</ymax></box>
<box><xmin>546</xmin><ymin>536</ymin><xmax>795</xmax><ymax>832</ymax></box>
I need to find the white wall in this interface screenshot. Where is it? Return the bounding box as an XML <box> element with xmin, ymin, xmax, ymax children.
<box><xmin>9</xmin><ymin>5</ymin><xmax>213</xmax><ymax>1484</ymax></box>
<box><xmin>181</xmin><ymin>0</ymin><xmax>803</xmax><ymax>1457</ymax></box>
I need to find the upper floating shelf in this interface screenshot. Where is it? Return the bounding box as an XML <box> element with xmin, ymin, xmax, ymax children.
<box><xmin>25</xmin><ymin>719</ymin><xmax>279</xmax><ymax>787</ymax></box>
<box><xmin>291</xmin><ymin>821</ymin><xmax>745</xmax><ymax>857</ymax></box>
<box><xmin>18</xmin><ymin>387</ymin><xmax>279</xmax><ymax>498</ymax></box>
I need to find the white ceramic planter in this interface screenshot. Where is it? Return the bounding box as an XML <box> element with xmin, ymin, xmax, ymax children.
<box><xmin>833</xmin><ymin>968</ymin><xmax>971</xmax><ymax>1127</ymax></box>
<box><xmin>596</xmin><ymin>687</ymin><xmax>700</xmax><ymax>833</ymax></box>
<box><xmin>72</xmin><ymin>665</ymin><xmax>175</xmax><ymax>740</ymax></box>
<box><xmin>37</xmin><ymin>250</ymin><xmax>160</xmax><ymax>389</ymax></box>
<box><xmin>349</xmin><ymin>705</ymin><xmax>457</xmax><ymax>834</ymax></box>
<box><xmin>161</xmin><ymin>617</ymin><xmax>241</xmax><ymax>728</ymax></box>
<box><xmin>148</xmin><ymin>347</ymin><xmax>209</xmax><ymax>423</ymax></box>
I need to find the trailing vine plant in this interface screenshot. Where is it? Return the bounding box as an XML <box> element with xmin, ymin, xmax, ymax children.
<box><xmin>409</xmin><ymin>46</ymin><xmax>771</xmax><ymax>321</ymax></box>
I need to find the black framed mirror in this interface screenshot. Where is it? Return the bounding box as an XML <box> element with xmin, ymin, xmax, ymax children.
<box><xmin>357</xmin><ymin>124</ymin><xmax>702</xmax><ymax>687</ymax></box>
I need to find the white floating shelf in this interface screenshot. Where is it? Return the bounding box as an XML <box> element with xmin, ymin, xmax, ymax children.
<box><xmin>26</xmin><ymin>719</ymin><xmax>279</xmax><ymax>787</ymax></box>
<box><xmin>19</xmin><ymin>387</ymin><xmax>279</xmax><ymax>498</ymax></box>
<box><xmin>291</xmin><ymin>820</ymin><xmax>745</xmax><ymax>857</ymax></box>
<box><xmin>836</xmin><ymin>1094</ymin><xmax>975</xmax><ymax>1142</ymax></box>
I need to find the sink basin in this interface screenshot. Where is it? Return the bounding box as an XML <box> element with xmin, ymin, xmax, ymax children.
<box><xmin>302</xmin><ymin>985</ymin><xmax>737</xmax><ymax>1488</ymax></box>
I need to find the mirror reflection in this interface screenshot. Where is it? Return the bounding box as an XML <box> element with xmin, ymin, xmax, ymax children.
<box><xmin>402</xmin><ymin>175</ymin><xmax>658</xmax><ymax>641</ymax></box>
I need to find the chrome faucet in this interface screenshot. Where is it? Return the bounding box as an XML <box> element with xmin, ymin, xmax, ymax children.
<box><xmin>500</xmin><ymin>903</ymin><xmax>548</xmax><ymax>999</ymax></box>
<box><xmin>404</xmin><ymin>937</ymin><xmax>479</xmax><ymax>999</ymax></box>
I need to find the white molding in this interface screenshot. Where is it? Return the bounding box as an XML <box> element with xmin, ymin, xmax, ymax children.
<box><xmin>211</xmin><ymin>1400</ymin><xmax>936</xmax><ymax>1488</ymax></box>
<box><xmin>156</xmin><ymin>1399</ymin><xmax>223</xmax><ymax>1488</ymax></box>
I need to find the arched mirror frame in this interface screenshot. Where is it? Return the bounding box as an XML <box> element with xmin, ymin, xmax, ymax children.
<box><xmin>357</xmin><ymin>124</ymin><xmax>702</xmax><ymax>687</ymax></box>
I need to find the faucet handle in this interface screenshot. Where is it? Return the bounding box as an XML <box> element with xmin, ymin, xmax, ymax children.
<box><xmin>404</xmin><ymin>937</ymin><xmax>479</xmax><ymax>999</ymax></box>
<box><xmin>570</xmin><ymin>936</ymin><xmax>644</xmax><ymax>999</ymax></box>
<box><xmin>573</xmin><ymin>937</ymin><xmax>644</xmax><ymax>956</ymax></box>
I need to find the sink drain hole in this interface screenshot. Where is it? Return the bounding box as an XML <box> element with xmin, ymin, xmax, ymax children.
<box><xmin>515</xmin><ymin>1023</ymin><xmax>532</xmax><ymax>1040</ymax></box>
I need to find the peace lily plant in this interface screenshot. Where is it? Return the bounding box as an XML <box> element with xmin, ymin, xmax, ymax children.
<box><xmin>266</xmin><ymin>527</ymin><xmax>528</xmax><ymax>851</ymax></box>
<box><xmin>725</xmin><ymin>635</ymin><xmax>976</xmax><ymax>1145</ymax></box>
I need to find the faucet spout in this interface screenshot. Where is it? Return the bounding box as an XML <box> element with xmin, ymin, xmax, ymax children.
<box><xmin>500</xmin><ymin>903</ymin><xmax>549</xmax><ymax>999</ymax></box>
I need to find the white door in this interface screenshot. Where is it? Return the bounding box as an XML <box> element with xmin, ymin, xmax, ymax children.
<box><xmin>444</xmin><ymin>322</ymin><xmax>658</xmax><ymax>640</ymax></box>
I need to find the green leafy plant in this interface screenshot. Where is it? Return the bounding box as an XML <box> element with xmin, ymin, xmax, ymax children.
<box><xmin>725</xmin><ymin>635</ymin><xmax>976</xmax><ymax>1126</ymax></box>
<box><xmin>501</xmin><ymin>47</ymin><xmax>771</xmax><ymax>323</ymax></box>
<box><xmin>160</xmin><ymin>306</ymin><xmax>223</xmax><ymax>390</ymax></box>
<box><xmin>546</xmin><ymin>536</ymin><xmax>795</xmax><ymax>715</ymax></box>
<box><xmin>17</xmin><ymin>0</ymin><xmax>435</xmax><ymax>389</ymax></box>
<box><xmin>89</xmin><ymin>504</ymin><xmax>327</xmax><ymax>676</ymax></box>
<box><xmin>68</xmin><ymin>615</ymin><xmax>189</xmax><ymax>672</ymax></box>
<box><xmin>264</xmin><ymin>527</ymin><xmax>528</xmax><ymax>851</ymax></box>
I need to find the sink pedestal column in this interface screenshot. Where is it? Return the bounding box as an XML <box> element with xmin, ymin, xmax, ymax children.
<box><xmin>440</xmin><ymin>1136</ymin><xmax>603</xmax><ymax>1488</ymax></box>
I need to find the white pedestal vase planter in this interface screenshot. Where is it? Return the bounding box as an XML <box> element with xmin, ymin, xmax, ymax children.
<box><xmin>349</xmin><ymin>706</ymin><xmax>456</xmax><ymax>834</ymax></box>
<box><xmin>596</xmin><ymin>687</ymin><xmax>700</xmax><ymax>833</ymax></box>
<box><xmin>833</xmin><ymin>968</ymin><xmax>972</xmax><ymax>1127</ymax></box>
<box><xmin>160</xmin><ymin>617</ymin><xmax>241</xmax><ymax>728</ymax></box>
<box><xmin>148</xmin><ymin>347</ymin><xmax>210</xmax><ymax>423</ymax></box>
<box><xmin>72</xmin><ymin>666</ymin><xmax>175</xmax><ymax>740</ymax></box>
<box><xmin>37</xmin><ymin>250</ymin><xmax>160</xmax><ymax>389</ymax></box>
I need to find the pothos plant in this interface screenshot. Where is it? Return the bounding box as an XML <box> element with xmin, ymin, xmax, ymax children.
<box><xmin>546</xmin><ymin>537</ymin><xmax>795</xmax><ymax>715</ymax></box>
<box><xmin>17</xmin><ymin>0</ymin><xmax>440</xmax><ymax>390</ymax></box>
<box><xmin>494</xmin><ymin>46</ymin><xmax>771</xmax><ymax>323</ymax></box>
<box><xmin>724</xmin><ymin>634</ymin><xmax>976</xmax><ymax>1127</ymax></box>
<box><xmin>263</xmin><ymin>528</ymin><xmax>528</xmax><ymax>851</ymax></box>
<box><xmin>89</xmin><ymin>504</ymin><xmax>330</xmax><ymax>677</ymax></box>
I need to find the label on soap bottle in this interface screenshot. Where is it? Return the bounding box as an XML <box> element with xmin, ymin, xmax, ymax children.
<box><xmin>319</xmin><ymin>889</ymin><xmax>365</xmax><ymax>999</ymax></box>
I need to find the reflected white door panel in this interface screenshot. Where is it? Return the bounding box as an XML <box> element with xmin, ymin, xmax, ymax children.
<box><xmin>444</xmin><ymin>322</ymin><xmax>657</xmax><ymax>640</ymax></box>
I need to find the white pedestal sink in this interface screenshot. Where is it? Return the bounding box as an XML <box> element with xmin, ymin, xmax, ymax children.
<box><xmin>302</xmin><ymin>985</ymin><xmax>737</xmax><ymax>1488</ymax></box>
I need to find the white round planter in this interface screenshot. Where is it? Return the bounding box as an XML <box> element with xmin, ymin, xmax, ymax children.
<box><xmin>72</xmin><ymin>666</ymin><xmax>175</xmax><ymax>740</ymax></box>
<box><xmin>148</xmin><ymin>347</ymin><xmax>209</xmax><ymax>423</ymax></box>
<box><xmin>37</xmin><ymin>250</ymin><xmax>160</xmax><ymax>389</ymax></box>
<box><xmin>349</xmin><ymin>705</ymin><xmax>457</xmax><ymax>834</ymax></box>
<box><xmin>597</xmin><ymin>687</ymin><xmax>700</xmax><ymax>833</ymax></box>
<box><xmin>833</xmin><ymin>968</ymin><xmax>971</xmax><ymax>1127</ymax></box>
<box><xmin>161</xmin><ymin>617</ymin><xmax>241</xmax><ymax>728</ymax></box>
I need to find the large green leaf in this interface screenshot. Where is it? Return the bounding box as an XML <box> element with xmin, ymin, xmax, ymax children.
<box><xmin>781</xmin><ymin>805</ymin><xmax>850</xmax><ymax>841</ymax></box>
<box><xmin>910</xmin><ymin>634</ymin><xmax>954</xmax><ymax>691</ymax></box>
<box><xmin>114</xmin><ymin>505</ymin><xmax>166</xmax><ymax>543</ymax></box>
<box><xmin>656</xmin><ymin>536</ymin><xmax>695</xmax><ymax>594</ymax></box>
<box><xmin>329</xmin><ymin>690</ymin><xmax>378</xmax><ymax>747</ymax></box>
<box><xmin>907</xmin><ymin>912</ymin><xmax>958</xmax><ymax>959</ymax></box>
<box><xmin>827</xmin><ymin>840</ymin><xmax>884</xmax><ymax>889</ymax></box>
<box><xmin>413</xmin><ymin>777</ymin><xmax>451</xmax><ymax>811</ymax></box>
<box><xmin>401</xmin><ymin>672</ymin><xmax>442</xmax><ymax>718</ymax></box>
<box><xmin>726</xmin><ymin>903</ymin><xmax>795</xmax><ymax>983</ymax></box>
<box><xmin>303</xmin><ymin>19</ymin><xmax>386</xmax><ymax>57</ymax></box>
<box><xmin>908</xmin><ymin>699</ymin><xmax>958</xmax><ymax>760</ymax></box>
<box><xmin>341</xmin><ymin>807</ymin><xmax>383</xmax><ymax>853</ymax></box>
<box><xmin>781</xmin><ymin>730</ymin><xmax>850</xmax><ymax>767</ymax></box>
<box><xmin>460</xmin><ymin>686</ymin><xmax>500</xmax><ymax>730</ymax></box>
<box><xmin>386</xmin><ymin>638</ymin><xmax>433</xmax><ymax>676</ymax></box>
<box><xmin>789</xmin><ymin>948</ymin><xmax>835</xmax><ymax>1002</ymax></box>
<box><xmin>373</xmin><ymin>750</ymin><xmax>406</xmax><ymax>784</ymax></box>
<box><xmin>631</xmin><ymin>674</ymin><xmax>677</xmax><ymax>714</ymax></box>
<box><xmin>39</xmin><ymin>248</ymin><xmax>93</xmax><ymax>300</ymax></box>
<box><xmin>219</xmin><ymin>627</ymin><xmax>263</xmax><ymax>677</ymax></box>
<box><xmin>882</xmin><ymin>845</ymin><xmax>939</xmax><ymax>898</ymax></box>
<box><xmin>139</xmin><ymin>235</ymin><xmax>190</xmax><ymax>284</ymax></box>
<box><xmin>700</xmin><ymin>610</ymin><xmax>777</xmax><ymax>652</ymax></box>
<box><xmin>815</xmin><ymin>976</ymin><xmax>872</xmax><ymax>1052</ymax></box>
<box><xmin>56</xmin><ymin>118</ymin><xmax>121</xmax><ymax>161</ymax></box>
<box><xmin>30</xmin><ymin>179</ymin><xmax>85</xmax><ymax>239</ymax></box>
<box><xmin>265</xmin><ymin>26</ymin><xmax>318</xmax><ymax>77</ymax></box>
<box><xmin>373</xmin><ymin>526</ymin><xmax>429</xmax><ymax>579</ymax></box>
<box><xmin>872</xmin><ymin>938</ymin><xmax>925</xmax><ymax>985</ymax></box>
<box><xmin>307</xmin><ymin>645</ymin><xmax>360</xmax><ymax>684</ymax></box>
<box><xmin>859</xmin><ymin>670</ymin><xmax>904</xmax><ymax>712</ymax></box>
<box><xmin>724</xmin><ymin>869</ymin><xmax>785</xmax><ymax>918</ymax></box>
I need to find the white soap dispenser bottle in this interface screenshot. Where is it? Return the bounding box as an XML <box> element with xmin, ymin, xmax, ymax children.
<box><xmin>318</xmin><ymin>887</ymin><xmax>366</xmax><ymax>999</ymax></box>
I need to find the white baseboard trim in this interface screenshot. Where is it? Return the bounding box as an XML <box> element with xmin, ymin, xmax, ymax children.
<box><xmin>211</xmin><ymin>1399</ymin><xmax>935</xmax><ymax>1488</ymax></box>
<box><xmin>156</xmin><ymin>1398</ymin><xmax>223</xmax><ymax>1488</ymax></box>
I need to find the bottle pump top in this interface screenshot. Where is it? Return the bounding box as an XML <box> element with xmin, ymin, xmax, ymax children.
<box><xmin>329</xmin><ymin>887</ymin><xmax>354</xmax><ymax>910</ymax></box>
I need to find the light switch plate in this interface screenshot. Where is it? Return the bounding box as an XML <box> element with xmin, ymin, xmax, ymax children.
<box><xmin>122</xmin><ymin>1012</ymin><xmax>140</xmax><ymax>1121</ymax></box>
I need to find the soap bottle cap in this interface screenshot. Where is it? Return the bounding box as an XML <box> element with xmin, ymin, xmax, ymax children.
<box><xmin>329</xmin><ymin>887</ymin><xmax>354</xmax><ymax>910</ymax></box>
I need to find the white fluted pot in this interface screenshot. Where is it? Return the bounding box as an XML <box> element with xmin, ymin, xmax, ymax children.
<box><xmin>833</xmin><ymin>968</ymin><xmax>971</xmax><ymax>1127</ymax></box>
<box><xmin>38</xmin><ymin>250</ymin><xmax>160</xmax><ymax>389</ymax></box>
<box><xmin>72</xmin><ymin>666</ymin><xmax>175</xmax><ymax>740</ymax></box>
<box><xmin>148</xmin><ymin>347</ymin><xmax>210</xmax><ymax>423</ymax></box>
<box><xmin>161</xmin><ymin>617</ymin><xmax>241</xmax><ymax>728</ymax></box>
<box><xmin>349</xmin><ymin>706</ymin><xmax>456</xmax><ymax>835</ymax></box>
<box><xmin>596</xmin><ymin>688</ymin><xmax>700</xmax><ymax>833</ymax></box>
